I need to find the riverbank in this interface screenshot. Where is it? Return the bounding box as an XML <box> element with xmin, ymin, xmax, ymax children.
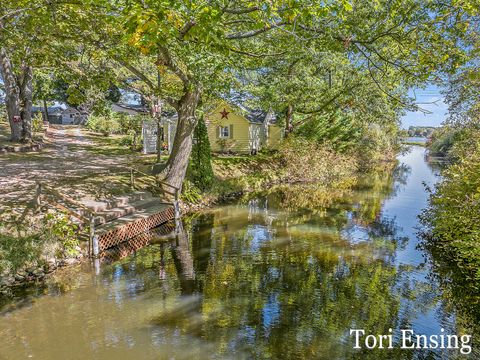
<box><xmin>182</xmin><ymin>138</ymin><xmax>397</xmax><ymax>213</ymax></box>
<box><xmin>420</xmin><ymin>125</ymin><xmax>480</xmax><ymax>321</ymax></box>
<box><xmin>0</xmin><ymin>131</ymin><xmax>397</xmax><ymax>290</ymax></box>
<box><xmin>4</xmin><ymin>145</ymin><xmax>476</xmax><ymax>359</ymax></box>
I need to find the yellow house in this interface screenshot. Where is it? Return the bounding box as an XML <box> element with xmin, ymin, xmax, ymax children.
<box><xmin>205</xmin><ymin>102</ymin><xmax>283</xmax><ymax>154</ymax></box>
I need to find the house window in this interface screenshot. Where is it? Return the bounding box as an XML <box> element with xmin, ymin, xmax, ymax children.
<box><xmin>220</xmin><ymin>126</ymin><xmax>230</xmax><ymax>138</ymax></box>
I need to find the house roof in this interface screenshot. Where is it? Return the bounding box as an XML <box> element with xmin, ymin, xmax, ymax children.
<box><xmin>112</xmin><ymin>103</ymin><xmax>149</xmax><ymax>115</ymax></box>
<box><xmin>63</xmin><ymin>107</ymin><xmax>82</xmax><ymax>114</ymax></box>
<box><xmin>210</xmin><ymin>101</ymin><xmax>278</xmax><ymax>125</ymax></box>
<box><xmin>240</xmin><ymin>107</ymin><xmax>278</xmax><ymax>125</ymax></box>
<box><xmin>32</xmin><ymin>106</ymin><xmax>65</xmax><ymax>115</ymax></box>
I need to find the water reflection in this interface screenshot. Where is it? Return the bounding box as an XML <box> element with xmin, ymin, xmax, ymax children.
<box><xmin>0</xmin><ymin>146</ymin><xmax>477</xmax><ymax>359</ymax></box>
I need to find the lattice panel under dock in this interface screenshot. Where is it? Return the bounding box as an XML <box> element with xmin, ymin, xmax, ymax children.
<box><xmin>97</xmin><ymin>206</ymin><xmax>175</xmax><ymax>251</ymax></box>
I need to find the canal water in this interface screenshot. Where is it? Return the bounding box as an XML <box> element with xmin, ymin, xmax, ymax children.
<box><xmin>0</xmin><ymin>146</ymin><xmax>477</xmax><ymax>359</ymax></box>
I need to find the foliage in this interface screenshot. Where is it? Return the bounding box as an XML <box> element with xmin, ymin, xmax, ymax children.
<box><xmin>86</xmin><ymin>110</ymin><xmax>147</xmax><ymax>152</ymax></box>
<box><xmin>420</xmin><ymin>125</ymin><xmax>480</xmax><ymax>306</ymax></box>
<box><xmin>180</xmin><ymin>179</ymin><xmax>202</xmax><ymax>204</ymax></box>
<box><xmin>355</xmin><ymin>123</ymin><xmax>401</xmax><ymax>168</ymax></box>
<box><xmin>31</xmin><ymin>112</ymin><xmax>44</xmax><ymax>133</ymax></box>
<box><xmin>407</xmin><ymin>126</ymin><xmax>435</xmax><ymax>138</ymax></box>
<box><xmin>428</xmin><ymin>120</ymin><xmax>480</xmax><ymax>159</ymax></box>
<box><xmin>189</xmin><ymin>115</ymin><xmax>214</xmax><ymax>191</ymax></box>
<box><xmin>0</xmin><ymin>211</ymin><xmax>79</xmax><ymax>276</ymax></box>
<box><xmin>428</xmin><ymin>126</ymin><xmax>461</xmax><ymax>157</ymax></box>
<box><xmin>86</xmin><ymin>112</ymin><xmax>120</xmax><ymax>136</ymax></box>
<box><xmin>277</xmin><ymin>137</ymin><xmax>358</xmax><ymax>186</ymax></box>
<box><xmin>0</xmin><ymin>232</ymin><xmax>44</xmax><ymax>275</ymax></box>
<box><xmin>42</xmin><ymin>213</ymin><xmax>79</xmax><ymax>257</ymax></box>
<box><xmin>118</xmin><ymin>114</ymin><xmax>144</xmax><ymax>150</ymax></box>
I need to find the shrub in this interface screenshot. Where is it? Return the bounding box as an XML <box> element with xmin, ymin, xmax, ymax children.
<box><xmin>428</xmin><ymin>126</ymin><xmax>461</xmax><ymax>158</ymax></box>
<box><xmin>181</xmin><ymin>180</ymin><xmax>202</xmax><ymax>203</ymax></box>
<box><xmin>32</xmin><ymin>112</ymin><xmax>44</xmax><ymax>133</ymax></box>
<box><xmin>118</xmin><ymin>114</ymin><xmax>143</xmax><ymax>136</ymax></box>
<box><xmin>86</xmin><ymin>113</ymin><xmax>120</xmax><ymax>136</ymax></box>
<box><xmin>0</xmin><ymin>211</ymin><xmax>79</xmax><ymax>276</ymax></box>
<box><xmin>420</xmin><ymin>125</ymin><xmax>480</xmax><ymax>294</ymax></box>
<box><xmin>189</xmin><ymin>115</ymin><xmax>214</xmax><ymax>191</ymax></box>
<box><xmin>277</xmin><ymin>136</ymin><xmax>358</xmax><ymax>186</ymax></box>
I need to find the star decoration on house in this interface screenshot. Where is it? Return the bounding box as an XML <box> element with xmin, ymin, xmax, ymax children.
<box><xmin>220</xmin><ymin>108</ymin><xmax>230</xmax><ymax>119</ymax></box>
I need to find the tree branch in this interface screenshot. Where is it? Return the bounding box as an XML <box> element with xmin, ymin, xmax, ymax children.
<box><xmin>226</xmin><ymin>21</ymin><xmax>286</xmax><ymax>39</ymax></box>
<box><xmin>116</xmin><ymin>58</ymin><xmax>157</xmax><ymax>92</ymax></box>
<box><xmin>228</xmin><ymin>47</ymin><xmax>287</xmax><ymax>58</ymax></box>
<box><xmin>179</xmin><ymin>20</ymin><xmax>196</xmax><ymax>39</ymax></box>
<box><xmin>222</xmin><ymin>6</ymin><xmax>260</xmax><ymax>14</ymax></box>
<box><xmin>157</xmin><ymin>44</ymin><xmax>190</xmax><ymax>85</ymax></box>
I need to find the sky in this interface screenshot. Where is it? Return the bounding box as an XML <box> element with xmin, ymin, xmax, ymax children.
<box><xmin>401</xmin><ymin>84</ymin><xmax>448</xmax><ymax>129</ymax></box>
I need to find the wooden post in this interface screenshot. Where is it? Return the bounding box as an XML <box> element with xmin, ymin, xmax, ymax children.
<box><xmin>92</xmin><ymin>235</ymin><xmax>99</xmax><ymax>258</ymax></box>
<box><xmin>34</xmin><ymin>182</ymin><xmax>42</xmax><ymax>209</ymax></box>
<box><xmin>174</xmin><ymin>188</ymin><xmax>181</xmax><ymax>233</ymax></box>
<box><xmin>89</xmin><ymin>216</ymin><xmax>95</xmax><ymax>257</ymax></box>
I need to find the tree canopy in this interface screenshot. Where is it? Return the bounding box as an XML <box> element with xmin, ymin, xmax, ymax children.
<box><xmin>1</xmin><ymin>0</ymin><xmax>478</xmax><ymax>186</ymax></box>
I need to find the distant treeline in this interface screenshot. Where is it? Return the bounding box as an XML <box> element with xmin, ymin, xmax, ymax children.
<box><xmin>407</xmin><ymin>126</ymin><xmax>436</xmax><ymax>138</ymax></box>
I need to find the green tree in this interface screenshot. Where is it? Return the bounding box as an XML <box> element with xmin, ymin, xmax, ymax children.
<box><xmin>118</xmin><ymin>0</ymin><xmax>472</xmax><ymax>190</ymax></box>
<box><xmin>189</xmin><ymin>115</ymin><xmax>214</xmax><ymax>191</ymax></box>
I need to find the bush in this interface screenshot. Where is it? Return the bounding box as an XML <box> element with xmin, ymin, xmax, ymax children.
<box><xmin>181</xmin><ymin>180</ymin><xmax>202</xmax><ymax>203</ymax></box>
<box><xmin>277</xmin><ymin>136</ymin><xmax>358</xmax><ymax>186</ymax></box>
<box><xmin>189</xmin><ymin>115</ymin><xmax>214</xmax><ymax>191</ymax></box>
<box><xmin>118</xmin><ymin>114</ymin><xmax>143</xmax><ymax>135</ymax></box>
<box><xmin>86</xmin><ymin>112</ymin><xmax>120</xmax><ymax>136</ymax></box>
<box><xmin>119</xmin><ymin>131</ymin><xmax>143</xmax><ymax>151</ymax></box>
<box><xmin>32</xmin><ymin>112</ymin><xmax>44</xmax><ymax>133</ymax></box>
<box><xmin>420</xmin><ymin>125</ymin><xmax>480</xmax><ymax>293</ymax></box>
<box><xmin>428</xmin><ymin>126</ymin><xmax>460</xmax><ymax>158</ymax></box>
<box><xmin>0</xmin><ymin>212</ymin><xmax>79</xmax><ymax>276</ymax></box>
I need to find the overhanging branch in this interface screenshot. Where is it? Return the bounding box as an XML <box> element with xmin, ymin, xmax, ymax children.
<box><xmin>226</xmin><ymin>21</ymin><xmax>286</xmax><ymax>39</ymax></box>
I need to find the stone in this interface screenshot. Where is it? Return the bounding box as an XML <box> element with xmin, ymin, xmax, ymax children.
<box><xmin>32</xmin><ymin>269</ymin><xmax>45</xmax><ymax>278</ymax></box>
<box><xmin>0</xmin><ymin>276</ymin><xmax>14</xmax><ymax>287</ymax></box>
<box><xmin>64</xmin><ymin>258</ymin><xmax>77</xmax><ymax>265</ymax></box>
<box><xmin>16</xmin><ymin>269</ymin><xmax>27</xmax><ymax>277</ymax></box>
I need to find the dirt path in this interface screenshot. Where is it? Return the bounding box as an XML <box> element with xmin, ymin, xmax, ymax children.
<box><xmin>0</xmin><ymin>126</ymin><xmax>147</xmax><ymax>207</ymax></box>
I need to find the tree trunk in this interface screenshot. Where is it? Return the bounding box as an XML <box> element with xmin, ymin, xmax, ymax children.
<box><xmin>163</xmin><ymin>88</ymin><xmax>201</xmax><ymax>191</ymax></box>
<box><xmin>43</xmin><ymin>99</ymin><xmax>49</xmax><ymax>122</ymax></box>
<box><xmin>285</xmin><ymin>103</ymin><xmax>294</xmax><ymax>137</ymax></box>
<box><xmin>20</xmin><ymin>63</ymin><xmax>33</xmax><ymax>141</ymax></box>
<box><xmin>0</xmin><ymin>46</ymin><xmax>34</xmax><ymax>142</ymax></box>
<box><xmin>0</xmin><ymin>47</ymin><xmax>23</xmax><ymax>142</ymax></box>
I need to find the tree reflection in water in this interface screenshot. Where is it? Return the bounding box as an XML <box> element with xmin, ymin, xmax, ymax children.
<box><xmin>1</xmin><ymin>151</ymin><xmax>477</xmax><ymax>359</ymax></box>
<box><xmin>144</xmin><ymin>162</ymin><xmax>455</xmax><ymax>359</ymax></box>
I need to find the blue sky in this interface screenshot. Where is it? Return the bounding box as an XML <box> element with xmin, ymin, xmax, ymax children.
<box><xmin>401</xmin><ymin>84</ymin><xmax>448</xmax><ymax>129</ymax></box>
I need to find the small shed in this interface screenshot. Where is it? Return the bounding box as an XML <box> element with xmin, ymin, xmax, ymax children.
<box><xmin>205</xmin><ymin>102</ymin><xmax>283</xmax><ymax>154</ymax></box>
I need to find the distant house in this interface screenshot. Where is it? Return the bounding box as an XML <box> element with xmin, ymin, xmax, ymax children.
<box><xmin>32</xmin><ymin>106</ymin><xmax>88</xmax><ymax>125</ymax></box>
<box><xmin>111</xmin><ymin>103</ymin><xmax>149</xmax><ymax>116</ymax></box>
<box><xmin>61</xmin><ymin>107</ymin><xmax>88</xmax><ymax>125</ymax></box>
<box><xmin>205</xmin><ymin>102</ymin><xmax>283</xmax><ymax>154</ymax></box>
<box><xmin>142</xmin><ymin>101</ymin><xmax>284</xmax><ymax>155</ymax></box>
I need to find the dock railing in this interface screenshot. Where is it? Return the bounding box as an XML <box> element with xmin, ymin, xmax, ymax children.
<box><xmin>33</xmin><ymin>181</ymin><xmax>99</xmax><ymax>256</ymax></box>
<box><xmin>128</xmin><ymin>167</ymin><xmax>181</xmax><ymax>225</ymax></box>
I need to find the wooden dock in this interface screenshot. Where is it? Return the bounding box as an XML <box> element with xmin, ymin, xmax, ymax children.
<box><xmin>33</xmin><ymin>168</ymin><xmax>180</xmax><ymax>257</ymax></box>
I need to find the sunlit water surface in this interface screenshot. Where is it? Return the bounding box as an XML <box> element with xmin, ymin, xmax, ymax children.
<box><xmin>0</xmin><ymin>146</ymin><xmax>477</xmax><ymax>359</ymax></box>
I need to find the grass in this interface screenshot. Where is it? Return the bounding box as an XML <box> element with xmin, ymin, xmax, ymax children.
<box><xmin>0</xmin><ymin>120</ymin><xmax>47</xmax><ymax>149</ymax></box>
<box><xmin>402</xmin><ymin>140</ymin><xmax>427</xmax><ymax>146</ymax></box>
